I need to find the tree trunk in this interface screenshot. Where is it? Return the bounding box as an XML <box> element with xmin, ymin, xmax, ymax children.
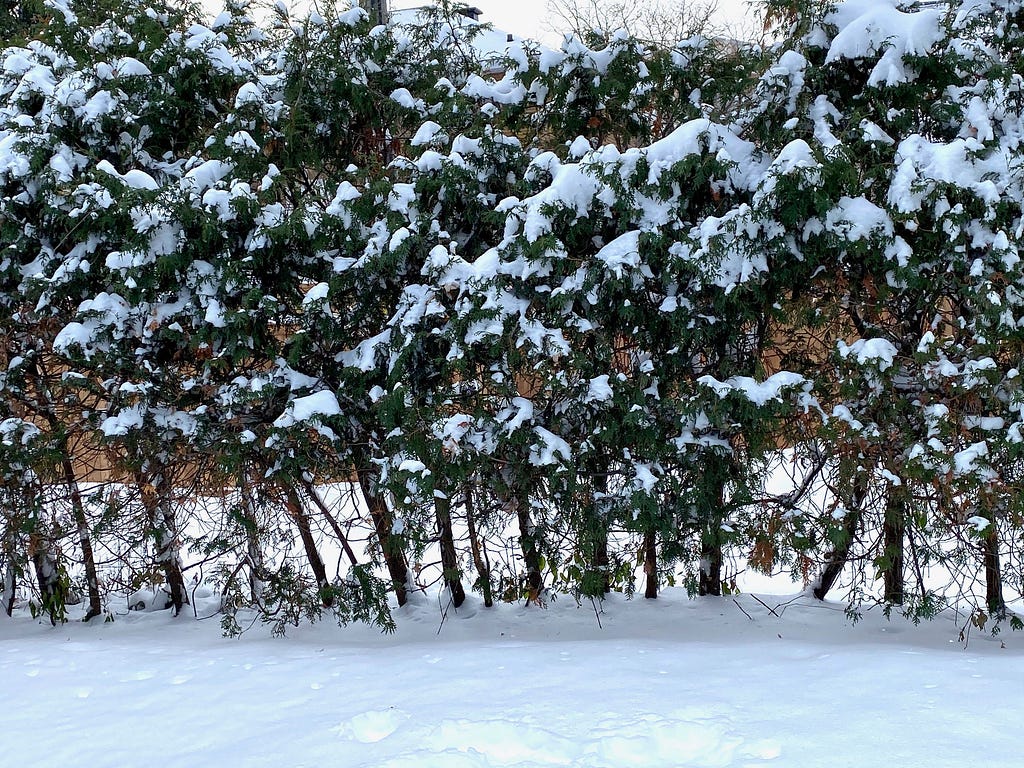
<box><xmin>29</xmin><ymin>531</ymin><xmax>66</xmax><ymax>625</ymax></box>
<box><xmin>358</xmin><ymin>467</ymin><xmax>410</xmax><ymax>606</ymax></box>
<box><xmin>31</xmin><ymin>373</ymin><xmax>102</xmax><ymax>620</ymax></box>
<box><xmin>135</xmin><ymin>469</ymin><xmax>188</xmax><ymax>616</ymax></box>
<box><xmin>464</xmin><ymin>484</ymin><xmax>493</xmax><ymax>607</ymax></box>
<box><xmin>434</xmin><ymin>490</ymin><xmax>465</xmax><ymax>608</ymax></box>
<box><xmin>643</xmin><ymin>529</ymin><xmax>658</xmax><ymax>599</ymax></box>
<box><xmin>302</xmin><ymin>479</ymin><xmax>359</xmax><ymax>568</ymax></box>
<box><xmin>594</xmin><ymin>532</ymin><xmax>611</xmax><ymax>594</ymax></box>
<box><xmin>812</xmin><ymin>476</ymin><xmax>868</xmax><ymax>601</ymax></box>
<box><xmin>246</xmin><ymin>533</ymin><xmax>265</xmax><ymax>605</ymax></box>
<box><xmin>698</xmin><ymin>533</ymin><xmax>723</xmax><ymax>597</ymax></box>
<box><xmin>698</xmin><ymin>474</ymin><xmax>727</xmax><ymax>597</ymax></box>
<box><xmin>2</xmin><ymin>559</ymin><xmax>14</xmax><ymax>617</ymax></box>
<box><xmin>517</xmin><ymin>495</ymin><xmax>543</xmax><ymax>603</ymax></box>
<box><xmin>812</xmin><ymin>510</ymin><xmax>862</xmax><ymax>600</ymax></box>
<box><xmin>591</xmin><ymin>468</ymin><xmax>611</xmax><ymax>594</ymax></box>
<box><xmin>283</xmin><ymin>487</ymin><xmax>333</xmax><ymax>608</ymax></box>
<box><xmin>60</xmin><ymin>456</ymin><xmax>101</xmax><ymax>621</ymax></box>
<box><xmin>882</xmin><ymin>489</ymin><xmax>905</xmax><ymax>606</ymax></box>
<box><xmin>35</xmin><ymin>404</ymin><xmax>101</xmax><ymax>619</ymax></box>
<box><xmin>239</xmin><ymin>474</ymin><xmax>266</xmax><ymax>604</ymax></box>
<box><xmin>984</xmin><ymin>518</ymin><xmax>1004</xmax><ymax>618</ymax></box>
<box><xmin>2</xmin><ymin>524</ymin><xmax>18</xmax><ymax>616</ymax></box>
<box><xmin>366</xmin><ymin>0</ymin><xmax>389</xmax><ymax>25</ymax></box>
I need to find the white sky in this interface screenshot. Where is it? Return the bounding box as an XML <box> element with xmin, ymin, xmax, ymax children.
<box><xmin>204</xmin><ymin>1</ymin><xmax>758</xmax><ymax>46</ymax></box>
<box><xmin>389</xmin><ymin>0</ymin><xmax>758</xmax><ymax>46</ymax></box>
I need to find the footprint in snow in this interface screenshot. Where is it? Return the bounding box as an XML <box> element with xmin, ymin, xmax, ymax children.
<box><xmin>590</xmin><ymin>719</ymin><xmax>782</xmax><ymax>766</ymax></box>
<box><xmin>121</xmin><ymin>670</ymin><xmax>155</xmax><ymax>682</ymax></box>
<box><xmin>333</xmin><ymin>709</ymin><xmax>409</xmax><ymax>743</ymax></box>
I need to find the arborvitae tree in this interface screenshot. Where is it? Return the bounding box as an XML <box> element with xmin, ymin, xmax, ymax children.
<box><xmin>0</xmin><ymin>0</ymin><xmax>284</xmax><ymax>616</ymax></box>
<box><xmin>0</xmin><ymin>0</ymin><xmax>204</xmax><ymax>620</ymax></box>
<box><xmin>281</xmin><ymin>2</ymin><xmax>532</xmax><ymax>610</ymax></box>
<box><xmin>380</xmin><ymin>119</ymin><xmax>533</xmax><ymax>606</ymax></box>
<box><xmin>743</xmin><ymin>0</ymin><xmax>1024</xmax><ymax>621</ymax></box>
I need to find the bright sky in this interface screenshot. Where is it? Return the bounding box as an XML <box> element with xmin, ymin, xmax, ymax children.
<box><xmin>404</xmin><ymin>0</ymin><xmax>758</xmax><ymax>46</ymax></box>
<box><xmin>204</xmin><ymin>1</ymin><xmax>759</xmax><ymax>46</ymax></box>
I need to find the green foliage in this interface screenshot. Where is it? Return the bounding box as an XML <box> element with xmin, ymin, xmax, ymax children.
<box><xmin>3</xmin><ymin>0</ymin><xmax>1024</xmax><ymax>635</ymax></box>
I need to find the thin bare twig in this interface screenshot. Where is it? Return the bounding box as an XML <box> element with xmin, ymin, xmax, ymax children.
<box><xmin>733</xmin><ymin>598</ymin><xmax>754</xmax><ymax>621</ymax></box>
<box><xmin>751</xmin><ymin>593</ymin><xmax>780</xmax><ymax>617</ymax></box>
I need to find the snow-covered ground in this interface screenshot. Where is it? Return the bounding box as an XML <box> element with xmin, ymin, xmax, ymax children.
<box><xmin>3</xmin><ymin>589</ymin><xmax>1021</xmax><ymax>768</ymax></box>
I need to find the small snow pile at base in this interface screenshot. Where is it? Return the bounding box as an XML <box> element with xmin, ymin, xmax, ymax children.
<box><xmin>3</xmin><ymin>588</ymin><xmax>1023</xmax><ymax>768</ymax></box>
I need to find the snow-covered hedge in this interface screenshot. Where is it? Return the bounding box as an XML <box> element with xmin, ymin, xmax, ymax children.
<box><xmin>2</xmin><ymin>0</ymin><xmax>1023</xmax><ymax>633</ymax></box>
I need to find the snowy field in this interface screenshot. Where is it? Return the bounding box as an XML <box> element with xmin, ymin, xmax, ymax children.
<box><xmin>3</xmin><ymin>589</ymin><xmax>1022</xmax><ymax>768</ymax></box>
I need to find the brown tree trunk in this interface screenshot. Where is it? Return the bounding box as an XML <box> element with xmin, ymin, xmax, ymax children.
<box><xmin>698</xmin><ymin>533</ymin><xmax>723</xmax><ymax>597</ymax></box>
<box><xmin>283</xmin><ymin>487</ymin><xmax>333</xmax><ymax>608</ymax></box>
<box><xmin>643</xmin><ymin>529</ymin><xmax>658</xmax><ymax>599</ymax></box>
<box><xmin>812</xmin><ymin>476</ymin><xmax>868</xmax><ymax>601</ymax></box>
<box><xmin>37</xmin><ymin>403</ymin><xmax>102</xmax><ymax>620</ymax></box>
<box><xmin>699</xmin><ymin>475</ymin><xmax>727</xmax><ymax>597</ymax></box>
<box><xmin>812</xmin><ymin>510</ymin><xmax>861</xmax><ymax>600</ymax></box>
<box><xmin>358</xmin><ymin>467</ymin><xmax>410</xmax><ymax>606</ymax></box>
<box><xmin>591</xmin><ymin>469</ymin><xmax>611</xmax><ymax>594</ymax></box>
<box><xmin>60</xmin><ymin>456</ymin><xmax>101</xmax><ymax>621</ymax></box>
<box><xmin>135</xmin><ymin>469</ymin><xmax>188</xmax><ymax>616</ymax></box>
<box><xmin>2</xmin><ymin>560</ymin><xmax>14</xmax><ymax>617</ymax></box>
<box><xmin>434</xmin><ymin>491</ymin><xmax>465</xmax><ymax>608</ymax></box>
<box><xmin>239</xmin><ymin>473</ymin><xmax>266</xmax><ymax>604</ymax></box>
<box><xmin>517</xmin><ymin>495</ymin><xmax>543</xmax><ymax>603</ymax></box>
<box><xmin>29</xmin><ymin>368</ymin><xmax>102</xmax><ymax>620</ymax></box>
<box><xmin>2</xmin><ymin>515</ymin><xmax>19</xmax><ymax>616</ymax></box>
<box><xmin>594</xmin><ymin>533</ymin><xmax>611</xmax><ymax>594</ymax></box>
<box><xmin>882</xmin><ymin>489</ymin><xmax>905</xmax><ymax>606</ymax></box>
<box><xmin>464</xmin><ymin>485</ymin><xmax>493</xmax><ymax>607</ymax></box>
<box><xmin>984</xmin><ymin>518</ymin><xmax>1004</xmax><ymax>618</ymax></box>
<box><xmin>301</xmin><ymin>479</ymin><xmax>359</xmax><ymax>567</ymax></box>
